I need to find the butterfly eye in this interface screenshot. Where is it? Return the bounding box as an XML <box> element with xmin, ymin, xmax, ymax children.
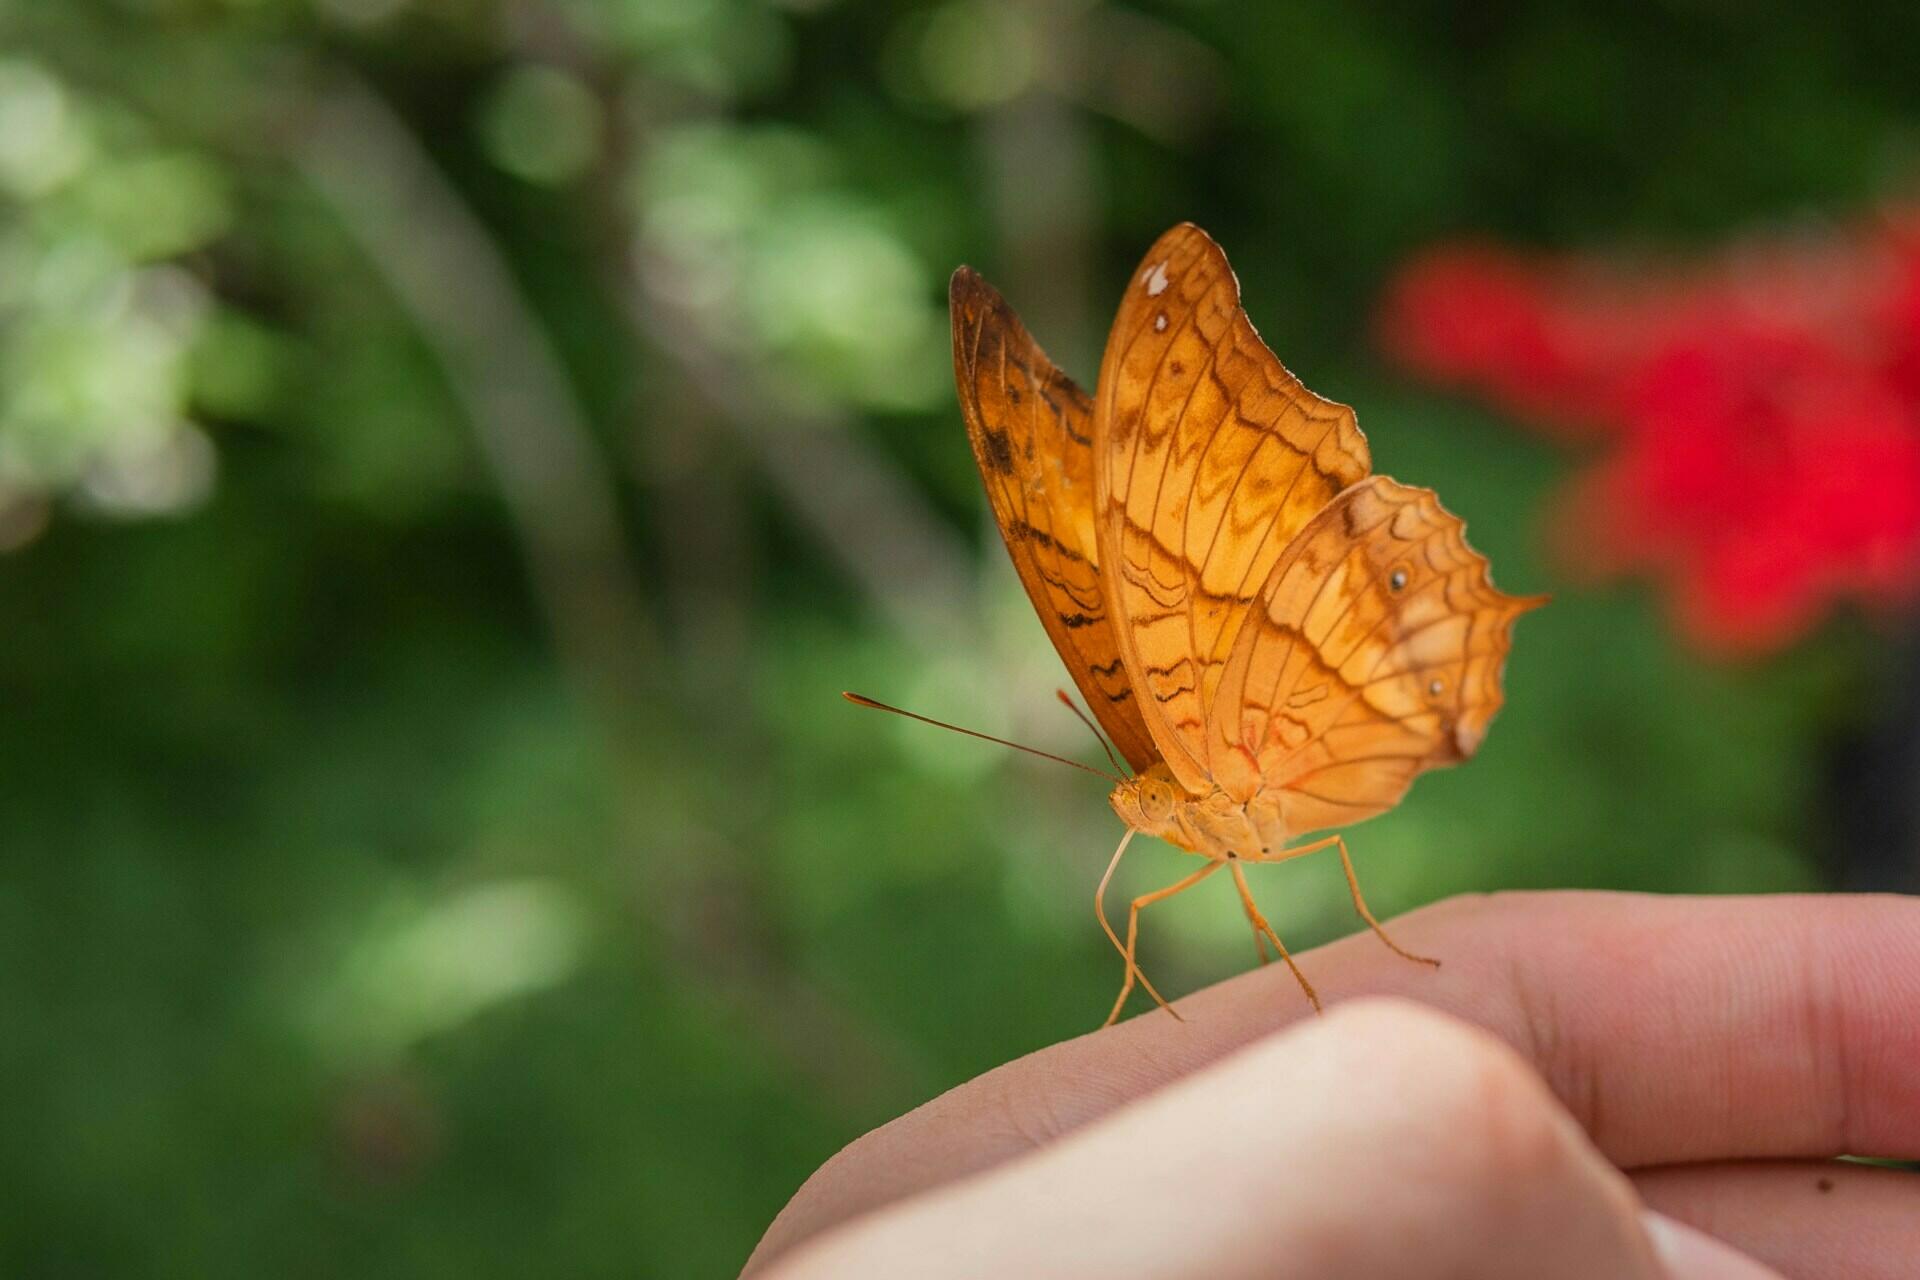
<box><xmin>1389</xmin><ymin>568</ymin><xmax>1409</xmax><ymax>592</ymax></box>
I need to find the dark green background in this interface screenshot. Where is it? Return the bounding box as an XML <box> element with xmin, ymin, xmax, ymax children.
<box><xmin>5</xmin><ymin>2</ymin><xmax>1914</xmax><ymax>1275</ymax></box>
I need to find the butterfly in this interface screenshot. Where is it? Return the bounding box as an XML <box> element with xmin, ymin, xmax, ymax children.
<box><xmin>861</xmin><ymin>224</ymin><xmax>1543</xmax><ymax>1023</ymax></box>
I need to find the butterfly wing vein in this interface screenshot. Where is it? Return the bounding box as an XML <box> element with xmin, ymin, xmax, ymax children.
<box><xmin>952</xmin><ymin>225</ymin><xmax>1538</xmax><ymax>840</ymax></box>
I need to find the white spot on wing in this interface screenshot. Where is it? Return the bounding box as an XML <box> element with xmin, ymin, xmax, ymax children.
<box><xmin>1153</xmin><ymin>312</ymin><xmax>1167</xmax><ymax>331</ymax></box>
<box><xmin>1144</xmin><ymin>261</ymin><xmax>1169</xmax><ymax>296</ymax></box>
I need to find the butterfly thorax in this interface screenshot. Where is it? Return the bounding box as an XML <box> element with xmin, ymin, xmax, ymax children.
<box><xmin>1108</xmin><ymin>764</ymin><xmax>1288</xmax><ymax>861</ymax></box>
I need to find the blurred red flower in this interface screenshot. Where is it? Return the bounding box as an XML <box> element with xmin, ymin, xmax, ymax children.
<box><xmin>1377</xmin><ymin>210</ymin><xmax>1920</xmax><ymax>653</ymax></box>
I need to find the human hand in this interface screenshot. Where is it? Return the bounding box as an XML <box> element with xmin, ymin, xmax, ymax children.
<box><xmin>744</xmin><ymin>892</ymin><xmax>1920</xmax><ymax>1279</ymax></box>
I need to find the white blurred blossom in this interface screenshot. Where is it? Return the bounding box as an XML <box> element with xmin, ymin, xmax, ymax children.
<box><xmin>635</xmin><ymin>122</ymin><xmax>947</xmax><ymax>411</ymax></box>
<box><xmin>0</xmin><ymin>62</ymin><xmax>229</xmax><ymax>545</ymax></box>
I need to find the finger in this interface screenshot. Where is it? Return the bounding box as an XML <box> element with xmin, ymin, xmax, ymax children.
<box><xmin>766</xmin><ymin>1001</ymin><xmax>1669</xmax><ymax>1280</ymax></box>
<box><xmin>1641</xmin><ymin>1215</ymin><xmax>1787</xmax><ymax>1280</ymax></box>
<box><xmin>750</xmin><ymin>891</ymin><xmax>1920</xmax><ymax>1263</ymax></box>
<box><xmin>1636</xmin><ymin>1160</ymin><xmax>1920</xmax><ymax>1280</ymax></box>
<box><xmin>1239</xmin><ymin>891</ymin><xmax>1920</xmax><ymax>1167</ymax></box>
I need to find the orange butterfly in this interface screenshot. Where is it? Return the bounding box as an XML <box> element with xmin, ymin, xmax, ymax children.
<box><xmin>862</xmin><ymin>224</ymin><xmax>1542</xmax><ymax>1023</ymax></box>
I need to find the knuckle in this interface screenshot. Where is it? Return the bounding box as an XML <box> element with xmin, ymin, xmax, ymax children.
<box><xmin>1292</xmin><ymin>1000</ymin><xmax>1646</xmax><ymax>1265</ymax></box>
<box><xmin>1331</xmin><ymin>1000</ymin><xmax>1573</xmax><ymax>1185</ymax></box>
<box><xmin>1435</xmin><ymin>1041</ymin><xmax>1567</xmax><ymax>1181</ymax></box>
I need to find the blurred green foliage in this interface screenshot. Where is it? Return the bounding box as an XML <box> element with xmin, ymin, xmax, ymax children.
<box><xmin>4</xmin><ymin>1</ymin><xmax>1916</xmax><ymax>1275</ymax></box>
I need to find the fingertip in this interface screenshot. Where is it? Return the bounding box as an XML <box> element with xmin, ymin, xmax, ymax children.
<box><xmin>1642</xmin><ymin>1213</ymin><xmax>1788</xmax><ymax>1280</ymax></box>
<box><xmin>1312</xmin><ymin>994</ymin><xmax>1495</xmax><ymax>1044</ymax></box>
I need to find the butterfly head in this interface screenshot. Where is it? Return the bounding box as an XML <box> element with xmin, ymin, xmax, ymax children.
<box><xmin>1108</xmin><ymin>764</ymin><xmax>1188</xmax><ymax>845</ymax></box>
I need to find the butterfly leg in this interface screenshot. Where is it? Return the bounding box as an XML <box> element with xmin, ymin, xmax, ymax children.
<box><xmin>1228</xmin><ymin>857</ymin><xmax>1273</xmax><ymax>966</ymax></box>
<box><xmin>1226</xmin><ymin>858</ymin><xmax>1321</xmax><ymax>1013</ymax></box>
<box><xmin>1100</xmin><ymin>860</ymin><xmax>1223</xmax><ymax>1027</ymax></box>
<box><xmin>1251</xmin><ymin>835</ymin><xmax>1441</xmax><ymax>969</ymax></box>
<box><xmin>1094</xmin><ymin>829</ymin><xmax>1172</xmax><ymax>1016</ymax></box>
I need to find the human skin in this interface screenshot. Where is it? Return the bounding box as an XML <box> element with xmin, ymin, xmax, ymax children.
<box><xmin>743</xmin><ymin>892</ymin><xmax>1920</xmax><ymax>1278</ymax></box>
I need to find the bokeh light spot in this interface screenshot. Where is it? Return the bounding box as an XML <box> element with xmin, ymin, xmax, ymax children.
<box><xmin>919</xmin><ymin>0</ymin><xmax>1040</xmax><ymax>111</ymax></box>
<box><xmin>0</xmin><ymin>59</ymin><xmax>92</xmax><ymax>197</ymax></box>
<box><xmin>479</xmin><ymin>65</ymin><xmax>603</xmax><ymax>186</ymax></box>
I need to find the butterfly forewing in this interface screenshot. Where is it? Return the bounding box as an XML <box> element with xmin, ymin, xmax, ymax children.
<box><xmin>1212</xmin><ymin>475</ymin><xmax>1544</xmax><ymax>831</ymax></box>
<box><xmin>938</xmin><ymin>226</ymin><xmax>1539</xmax><ymax>1019</ymax></box>
<box><xmin>950</xmin><ymin>267</ymin><xmax>1162</xmax><ymax>773</ymax></box>
<box><xmin>1091</xmin><ymin>223</ymin><xmax>1372</xmax><ymax>792</ymax></box>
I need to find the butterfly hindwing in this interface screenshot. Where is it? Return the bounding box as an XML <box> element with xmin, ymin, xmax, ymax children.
<box><xmin>1212</xmin><ymin>476</ymin><xmax>1544</xmax><ymax>829</ymax></box>
<box><xmin>950</xmin><ymin>267</ymin><xmax>1162</xmax><ymax>774</ymax></box>
<box><xmin>1093</xmin><ymin>223</ymin><xmax>1373</xmax><ymax>792</ymax></box>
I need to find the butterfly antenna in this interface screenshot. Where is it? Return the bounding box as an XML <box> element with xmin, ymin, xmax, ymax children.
<box><xmin>843</xmin><ymin>692</ymin><xmax>1121</xmax><ymax>783</ymax></box>
<box><xmin>1055</xmin><ymin>689</ymin><xmax>1128</xmax><ymax>777</ymax></box>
